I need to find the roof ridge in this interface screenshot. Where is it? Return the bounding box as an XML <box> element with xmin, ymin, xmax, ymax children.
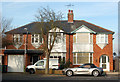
<box><xmin>81</xmin><ymin>20</ymin><xmax>114</xmax><ymax>33</ymax></box>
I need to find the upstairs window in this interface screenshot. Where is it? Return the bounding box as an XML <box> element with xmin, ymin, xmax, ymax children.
<box><xmin>31</xmin><ymin>34</ymin><xmax>43</xmax><ymax>44</ymax></box>
<box><xmin>13</xmin><ymin>34</ymin><xmax>23</xmax><ymax>44</ymax></box>
<box><xmin>96</xmin><ymin>34</ymin><xmax>108</xmax><ymax>44</ymax></box>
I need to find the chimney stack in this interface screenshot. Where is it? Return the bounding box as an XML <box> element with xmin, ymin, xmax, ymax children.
<box><xmin>68</xmin><ymin>10</ymin><xmax>73</xmax><ymax>23</ymax></box>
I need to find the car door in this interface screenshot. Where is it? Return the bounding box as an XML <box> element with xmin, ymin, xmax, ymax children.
<box><xmin>76</xmin><ymin>65</ymin><xmax>90</xmax><ymax>74</ymax></box>
<box><xmin>34</xmin><ymin>61</ymin><xmax>44</xmax><ymax>70</ymax></box>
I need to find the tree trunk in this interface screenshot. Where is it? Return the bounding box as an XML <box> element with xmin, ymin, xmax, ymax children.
<box><xmin>45</xmin><ymin>52</ymin><xmax>50</xmax><ymax>74</ymax></box>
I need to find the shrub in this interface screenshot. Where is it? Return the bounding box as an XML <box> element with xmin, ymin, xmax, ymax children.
<box><xmin>59</xmin><ymin>60</ymin><xmax>72</xmax><ymax>69</ymax></box>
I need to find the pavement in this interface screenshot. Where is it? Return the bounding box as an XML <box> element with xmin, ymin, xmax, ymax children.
<box><xmin>106</xmin><ymin>72</ymin><xmax>119</xmax><ymax>75</ymax></box>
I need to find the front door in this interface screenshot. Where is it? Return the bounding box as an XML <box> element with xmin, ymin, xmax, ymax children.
<box><xmin>100</xmin><ymin>55</ymin><xmax>109</xmax><ymax>71</ymax></box>
<box><xmin>33</xmin><ymin>56</ymin><xmax>39</xmax><ymax>64</ymax></box>
<box><xmin>30</xmin><ymin>55</ymin><xmax>40</xmax><ymax>64</ymax></box>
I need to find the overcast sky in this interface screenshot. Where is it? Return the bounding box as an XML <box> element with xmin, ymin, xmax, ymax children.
<box><xmin>1</xmin><ymin>0</ymin><xmax>119</xmax><ymax>55</ymax></box>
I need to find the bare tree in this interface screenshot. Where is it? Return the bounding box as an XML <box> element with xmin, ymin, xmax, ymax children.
<box><xmin>0</xmin><ymin>17</ymin><xmax>13</xmax><ymax>48</ymax></box>
<box><xmin>34</xmin><ymin>7</ymin><xmax>64</xmax><ymax>74</ymax></box>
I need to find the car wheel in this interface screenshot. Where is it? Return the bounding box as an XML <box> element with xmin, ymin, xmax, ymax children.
<box><xmin>66</xmin><ymin>70</ymin><xmax>73</xmax><ymax>77</ymax></box>
<box><xmin>29</xmin><ymin>69</ymin><xmax>35</xmax><ymax>74</ymax></box>
<box><xmin>92</xmin><ymin>70</ymin><xmax>99</xmax><ymax>77</ymax></box>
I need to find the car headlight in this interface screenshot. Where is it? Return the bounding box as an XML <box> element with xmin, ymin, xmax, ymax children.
<box><xmin>62</xmin><ymin>68</ymin><xmax>67</xmax><ymax>71</ymax></box>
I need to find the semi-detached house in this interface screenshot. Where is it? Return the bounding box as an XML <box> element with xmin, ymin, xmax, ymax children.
<box><xmin>3</xmin><ymin>10</ymin><xmax>114</xmax><ymax>72</ymax></box>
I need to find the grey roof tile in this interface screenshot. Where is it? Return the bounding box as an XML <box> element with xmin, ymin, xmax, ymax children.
<box><xmin>5</xmin><ymin>20</ymin><xmax>114</xmax><ymax>34</ymax></box>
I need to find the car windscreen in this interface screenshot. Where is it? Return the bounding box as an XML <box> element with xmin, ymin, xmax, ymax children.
<box><xmin>91</xmin><ymin>65</ymin><xmax>97</xmax><ymax>68</ymax></box>
<box><xmin>79</xmin><ymin>64</ymin><xmax>97</xmax><ymax>68</ymax></box>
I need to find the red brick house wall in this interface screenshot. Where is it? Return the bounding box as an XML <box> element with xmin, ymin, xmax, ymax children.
<box><xmin>93</xmin><ymin>34</ymin><xmax>113</xmax><ymax>71</ymax></box>
<box><xmin>65</xmin><ymin>33</ymin><xmax>113</xmax><ymax>71</ymax></box>
<box><xmin>4</xmin><ymin>34</ymin><xmax>45</xmax><ymax>67</ymax></box>
<box><xmin>4</xmin><ymin>31</ymin><xmax>114</xmax><ymax>71</ymax></box>
<box><xmin>6</xmin><ymin>34</ymin><xmax>44</xmax><ymax>50</ymax></box>
<box><xmin>66</xmin><ymin>34</ymin><xmax>73</xmax><ymax>64</ymax></box>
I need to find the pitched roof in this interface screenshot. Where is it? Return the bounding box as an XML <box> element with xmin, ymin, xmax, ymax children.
<box><xmin>5</xmin><ymin>20</ymin><xmax>114</xmax><ymax>34</ymax></box>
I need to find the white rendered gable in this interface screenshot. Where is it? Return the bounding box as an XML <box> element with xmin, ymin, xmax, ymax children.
<box><xmin>49</xmin><ymin>27</ymin><xmax>64</xmax><ymax>32</ymax></box>
<box><xmin>76</xmin><ymin>26</ymin><xmax>91</xmax><ymax>32</ymax></box>
<box><xmin>71</xmin><ymin>25</ymin><xmax>96</xmax><ymax>33</ymax></box>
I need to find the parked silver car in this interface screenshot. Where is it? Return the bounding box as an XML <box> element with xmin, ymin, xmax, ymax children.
<box><xmin>62</xmin><ymin>63</ymin><xmax>103</xmax><ymax>77</ymax></box>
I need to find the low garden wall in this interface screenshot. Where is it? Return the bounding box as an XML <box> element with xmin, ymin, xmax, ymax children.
<box><xmin>35</xmin><ymin>69</ymin><xmax>63</xmax><ymax>74</ymax></box>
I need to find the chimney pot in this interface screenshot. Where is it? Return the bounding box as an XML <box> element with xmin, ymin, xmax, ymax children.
<box><xmin>68</xmin><ymin>10</ymin><xmax>70</xmax><ymax>13</ymax></box>
<box><xmin>68</xmin><ymin>10</ymin><xmax>73</xmax><ymax>23</ymax></box>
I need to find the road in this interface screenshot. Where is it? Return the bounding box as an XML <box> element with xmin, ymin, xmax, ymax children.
<box><xmin>2</xmin><ymin>73</ymin><xmax>119</xmax><ymax>81</ymax></box>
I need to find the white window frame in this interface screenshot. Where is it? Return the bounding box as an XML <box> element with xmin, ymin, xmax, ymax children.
<box><xmin>89</xmin><ymin>53</ymin><xmax>93</xmax><ymax>63</ymax></box>
<box><xmin>90</xmin><ymin>34</ymin><xmax>93</xmax><ymax>44</ymax></box>
<box><xmin>31</xmin><ymin>34</ymin><xmax>43</xmax><ymax>44</ymax></box>
<box><xmin>13</xmin><ymin>34</ymin><xmax>23</xmax><ymax>44</ymax></box>
<box><xmin>96</xmin><ymin>34</ymin><xmax>108</xmax><ymax>44</ymax></box>
<box><xmin>73</xmin><ymin>34</ymin><xmax>76</xmax><ymax>43</ymax></box>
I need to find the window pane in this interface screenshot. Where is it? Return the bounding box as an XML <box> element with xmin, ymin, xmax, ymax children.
<box><xmin>35</xmin><ymin>34</ymin><xmax>38</xmax><ymax>37</ymax></box>
<box><xmin>63</xmin><ymin>34</ymin><xmax>66</xmax><ymax>42</ymax></box>
<box><xmin>16</xmin><ymin>37</ymin><xmax>19</xmax><ymax>43</ymax></box>
<box><xmin>77</xmin><ymin>33</ymin><xmax>89</xmax><ymax>43</ymax></box>
<box><xmin>54</xmin><ymin>56</ymin><xmax>57</xmax><ymax>58</ymax></box>
<box><xmin>102</xmin><ymin>64</ymin><xmax>106</xmax><ymax>69</ymax></box>
<box><xmin>32</xmin><ymin>35</ymin><xmax>34</xmax><ymax>37</ymax></box>
<box><xmin>73</xmin><ymin>35</ymin><xmax>76</xmax><ymax>43</ymax></box>
<box><xmin>32</xmin><ymin>37</ymin><xmax>34</xmax><ymax>43</ymax></box>
<box><xmin>77</xmin><ymin>53</ymin><xmax>81</xmax><ymax>64</ymax></box>
<box><xmin>50</xmin><ymin>56</ymin><xmax>53</xmax><ymax>58</ymax></box>
<box><xmin>105</xmin><ymin>35</ymin><xmax>108</xmax><ymax>43</ymax></box>
<box><xmin>77</xmin><ymin>53</ymin><xmax>89</xmax><ymax>64</ymax></box>
<box><xmin>20</xmin><ymin>35</ymin><xmax>23</xmax><ymax>42</ymax></box>
<box><xmin>90</xmin><ymin>53</ymin><xmax>92</xmax><ymax>63</ymax></box>
<box><xmin>102</xmin><ymin>55</ymin><xmax>106</xmax><ymax>63</ymax></box>
<box><xmin>101</xmin><ymin>35</ymin><xmax>104</xmax><ymax>43</ymax></box>
<box><xmin>96</xmin><ymin>35</ymin><xmax>99</xmax><ymax>43</ymax></box>
<box><xmin>90</xmin><ymin>34</ymin><xmax>93</xmax><ymax>44</ymax></box>
<box><xmin>57</xmin><ymin>33</ymin><xmax>61</xmax><ymax>43</ymax></box>
<box><xmin>35</xmin><ymin>38</ymin><xmax>38</xmax><ymax>43</ymax></box>
<box><xmin>73</xmin><ymin>53</ymin><xmax>76</xmax><ymax>64</ymax></box>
